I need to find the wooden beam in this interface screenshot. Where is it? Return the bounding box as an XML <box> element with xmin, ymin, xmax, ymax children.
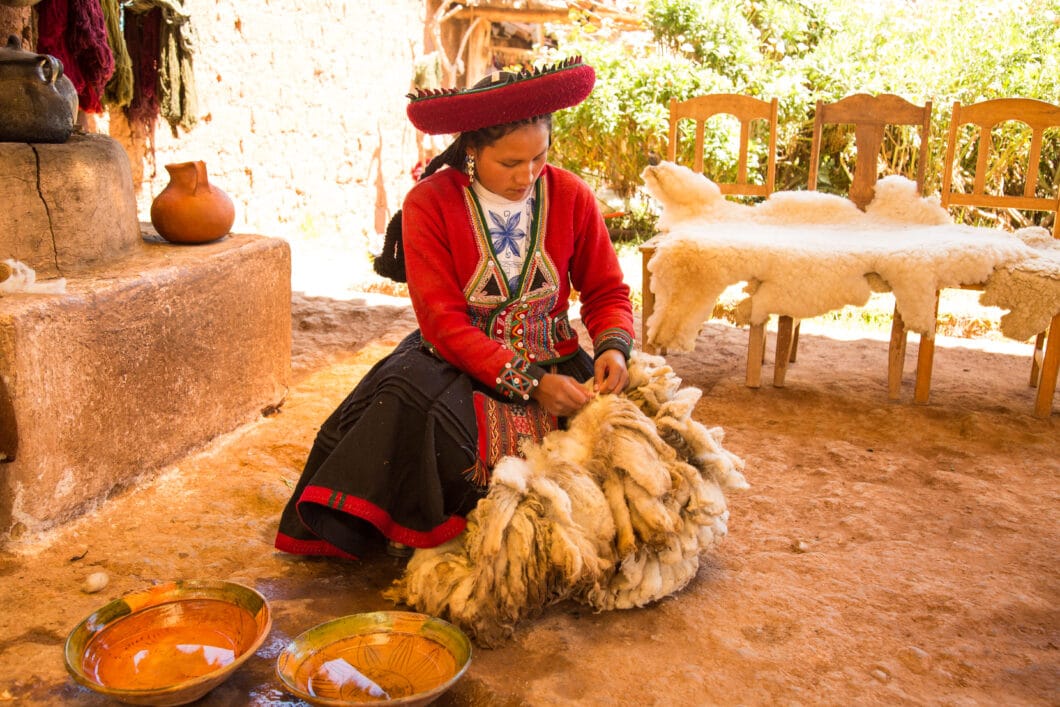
<box><xmin>449</xmin><ymin>5</ymin><xmax>642</xmax><ymax>29</ymax></box>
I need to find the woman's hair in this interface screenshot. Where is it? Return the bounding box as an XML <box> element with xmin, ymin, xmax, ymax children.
<box><xmin>419</xmin><ymin>113</ymin><xmax>553</xmax><ymax>181</ymax></box>
<box><xmin>373</xmin><ymin>71</ymin><xmax>555</xmax><ymax>283</ymax></box>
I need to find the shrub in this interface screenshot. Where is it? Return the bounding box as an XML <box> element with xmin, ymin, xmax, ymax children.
<box><xmin>542</xmin><ymin>0</ymin><xmax>1060</xmax><ymax>235</ymax></box>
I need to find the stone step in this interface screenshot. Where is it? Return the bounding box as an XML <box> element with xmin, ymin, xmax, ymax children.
<box><xmin>0</xmin><ymin>232</ymin><xmax>291</xmax><ymax>543</ymax></box>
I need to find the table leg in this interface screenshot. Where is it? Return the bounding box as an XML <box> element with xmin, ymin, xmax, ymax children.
<box><xmin>914</xmin><ymin>333</ymin><xmax>936</xmax><ymax>404</ymax></box>
<box><xmin>913</xmin><ymin>291</ymin><xmax>941</xmax><ymax>404</ymax></box>
<box><xmin>888</xmin><ymin>306</ymin><xmax>907</xmax><ymax>400</ymax></box>
<box><xmin>1030</xmin><ymin>331</ymin><xmax>1046</xmax><ymax>387</ymax></box>
<box><xmin>747</xmin><ymin>323</ymin><xmax>765</xmax><ymax>388</ymax></box>
<box><xmin>1033</xmin><ymin>313</ymin><xmax>1059</xmax><ymax>418</ymax></box>
<box><xmin>773</xmin><ymin>316</ymin><xmax>796</xmax><ymax>387</ymax></box>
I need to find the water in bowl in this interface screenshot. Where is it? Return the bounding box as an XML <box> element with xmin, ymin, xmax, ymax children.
<box><xmin>297</xmin><ymin>631</ymin><xmax>460</xmax><ymax>702</ymax></box>
<box><xmin>80</xmin><ymin>598</ymin><xmax>259</xmax><ymax>690</ymax></box>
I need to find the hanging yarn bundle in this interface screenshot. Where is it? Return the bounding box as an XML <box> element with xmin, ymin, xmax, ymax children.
<box><xmin>31</xmin><ymin>0</ymin><xmax>196</xmax><ymax>133</ymax></box>
<box><xmin>122</xmin><ymin>0</ymin><xmax>198</xmax><ymax>135</ymax></box>
<box><xmin>101</xmin><ymin>0</ymin><xmax>133</xmax><ymax>109</ymax></box>
<box><xmin>35</xmin><ymin>0</ymin><xmax>115</xmax><ymax>114</ymax></box>
<box><xmin>121</xmin><ymin>3</ymin><xmax>162</xmax><ymax>132</ymax></box>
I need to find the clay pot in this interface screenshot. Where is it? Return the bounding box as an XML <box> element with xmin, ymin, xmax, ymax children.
<box><xmin>150</xmin><ymin>161</ymin><xmax>235</xmax><ymax>244</ymax></box>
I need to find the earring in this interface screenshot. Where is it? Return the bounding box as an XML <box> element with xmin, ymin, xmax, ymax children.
<box><xmin>465</xmin><ymin>153</ymin><xmax>476</xmax><ymax>182</ymax></box>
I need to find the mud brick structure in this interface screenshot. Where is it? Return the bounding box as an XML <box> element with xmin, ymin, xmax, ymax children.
<box><xmin>0</xmin><ymin>135</ymin><xmax>290</xmax><ymax>543</ymax></box>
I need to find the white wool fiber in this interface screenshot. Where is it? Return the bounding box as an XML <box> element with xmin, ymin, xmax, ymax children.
<box><xmin>0</xmin><ymin>259</ymin><xmax>67</xmax><ymax>296</ymax></box>
<box><xmin>386</xmin><ymin>351</ymin><xmax>746</xmax><ymax>645</ymax></box>
<box><xmin>980</xmin><ymin>228</ymin><xmax>1060</xmax><ymax>340</ymax></box>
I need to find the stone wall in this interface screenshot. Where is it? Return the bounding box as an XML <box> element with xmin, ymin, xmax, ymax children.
<box><xmin>0</xmin><ymin>5</ymin><xmax>31</xmax><ymax>45</ymax></box>
<box><xmin>110</xmin><ymin>0</ymin><xmax>427</xmax><ymax>285</ymax></box>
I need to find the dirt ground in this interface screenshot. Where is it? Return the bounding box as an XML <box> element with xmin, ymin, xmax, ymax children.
<box><xmin>0</xmin><ymin>288</ymin><xmax>1056</xmax><ymax>706</ymax></box>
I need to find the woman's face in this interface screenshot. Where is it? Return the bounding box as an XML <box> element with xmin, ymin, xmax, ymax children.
<box><xmin>469</xmin><ymin>121</ymin><xmax>550</xmax><ymax>201</ymax></box>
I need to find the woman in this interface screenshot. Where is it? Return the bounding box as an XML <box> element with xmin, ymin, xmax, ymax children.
<box><xmin>275</xmin><ymin>58</ymin><xmax>635</xmax><ymax>559</ymax></box>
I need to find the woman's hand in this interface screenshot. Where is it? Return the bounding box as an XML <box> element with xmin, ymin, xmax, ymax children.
<box><xmin>530</xmin><ymin>351</ymin><xmax>628</xmax><ymax>416</ymax></box>
<box><xmin>531</xmin><ymin>373</ymin><xmax>593</xmax><ymax>417</ymax></box>
<box><xmin>594</xmin><ymin>349</ymin><xmax>629</xmax><ymax>395</ymax></box>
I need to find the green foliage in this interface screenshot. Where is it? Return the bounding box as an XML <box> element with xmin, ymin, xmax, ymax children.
<box><xmin>543</xmin><ymin>0</ymin><xmax>1060</xmax><ymax>233</ymax></box>
<box><xmin>604</xmin><ymin>201</ymin><xmax>660</xmax><ymax>243</ymax></box>
<box><xmin>543</xmin><ymin>37</ymin><xmax>709</xmax><ymax>197</ymax></box>
<box><xmin>643</xmin><ymin>0</ymin><xmax>758</xmax><ymax>78</ymax></box>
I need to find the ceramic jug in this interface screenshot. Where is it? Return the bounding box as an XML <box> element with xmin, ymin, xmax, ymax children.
<box><xmin>150</xmin><ymin>161</ymin><xmax>236</xmax><ymax>244</ymax></box>
<box><xmin>0</xmin><ymin>34</ymin><xmax>78</xmax><ymax>143</ymax></box>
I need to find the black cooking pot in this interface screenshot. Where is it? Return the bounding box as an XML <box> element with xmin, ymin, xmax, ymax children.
<box><xmin>0</xmin><ymin>34</ymin><xmax>78</xmax><ymax>143</ymax></box>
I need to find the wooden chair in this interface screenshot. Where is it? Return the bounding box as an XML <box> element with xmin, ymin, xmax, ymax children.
<box><xmin>640</xmin><ymin>94</ymin><xmax>778</xmax><ymax>385</ymax></box>
<box><xmin>666</xmin><ymin>94</ymin><xmax>778</xmax><ymax>197</ymax></box>
<box><xmin>910</xmin><ymin>98</ymin><xmax>1060</xmax><ymax>416</ymax></box>
<box><xmin>805</xmin><ymin>93</ymin><xmax>934</xmax><ymax>395</ymax></box>
<box><xmin>808</xmin><ymin>93</ymin><xmax>932</xmax><ymax>209</ymax></box>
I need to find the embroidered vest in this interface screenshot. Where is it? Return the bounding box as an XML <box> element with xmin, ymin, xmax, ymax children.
<box><xmin>460</xmin><ymin>175</ymin><xmax>574</xmax><ymax>367</ymax></box>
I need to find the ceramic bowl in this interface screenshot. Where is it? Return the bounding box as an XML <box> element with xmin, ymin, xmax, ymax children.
<box><xmin>64</xmin><ymin>579</ymin><xmax>272</xmax><ymax>706</ymax></box>
<box><xmin>276</xmin><ymin>611</ymin><xmax>472</xmax><ymax>706</ymax></box>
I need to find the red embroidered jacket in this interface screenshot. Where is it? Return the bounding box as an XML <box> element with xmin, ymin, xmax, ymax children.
<box><xmin>403</xmin><ymin>164</ymin><xmax>635</xmax><ymax>400</ymax></box>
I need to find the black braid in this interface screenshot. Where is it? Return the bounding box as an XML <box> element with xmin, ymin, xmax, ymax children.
<box><xmin>424</xmin><ymin>139</ymin><xmax>467</xmax><ymax>177</ymax></box>
<box><xmin>372</xmin><ymin>139</ymin><xmax>467</xmax><ymax>283</ymax></box>
<box><xmin>373</xmin><ymin>208</ymin><xmax>408</xmax><ymax>282</ymax></box>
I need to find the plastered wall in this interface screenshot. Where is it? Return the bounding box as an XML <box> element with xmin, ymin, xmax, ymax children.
<box><xmin>115</xmin><ymin>0</ymin><xmax>427</xmax><ymax>264</ymax></box>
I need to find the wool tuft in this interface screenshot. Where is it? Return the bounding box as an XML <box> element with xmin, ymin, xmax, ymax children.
<box><xmin>0</xmin><ymin>260</ymin><xmax>67</xmax><ymax>296</ymax></box>
<box><xmin>980</xmin><ymin>227</ymin><xmax>1060</xmax><ymax>340</ymax></box>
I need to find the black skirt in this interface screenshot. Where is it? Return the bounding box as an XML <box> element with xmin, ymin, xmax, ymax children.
<box><xmin>275</xmin><ymin>330</ymin><xmax>593</xmax><ymax>559</ymax></box>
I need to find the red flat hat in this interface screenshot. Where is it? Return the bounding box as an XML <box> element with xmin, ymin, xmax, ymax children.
<box><xmin>407</xmin><ymin>57</ymin><xmax>595</xmax><ymax>135</ymax></box>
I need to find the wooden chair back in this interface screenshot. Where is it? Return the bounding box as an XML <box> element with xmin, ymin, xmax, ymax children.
<box><xmin>808</xmin><ymin>93</ymin><xmax>932</xmax><ymax>210</ymax></box>
<box><xmin>940</xmin><ymin>97</ymin><xmax>1060</xmax><ymax>238</ymax></box>
<box><xmin>667</xmin><ymin>94</ymin><xmax>779</xmax><ymax>198</ymax></box>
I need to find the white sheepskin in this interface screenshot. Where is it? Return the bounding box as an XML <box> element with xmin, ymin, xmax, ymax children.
<box><xmin>641</xmin><ymin>162</ymin><xmax>1042</xmax><ymax>351</ymax></box>
<box><xmin>980</xmin><ymin>227</ymin><xmax>1060</xmax><ymax>341</ymax></box>
<box><xmin>385</xmin><ymin>351</ymin><xmax>747</xmax><ymax>646</ymax></box>
<box><xmin>0</xmin><ymin>259</ymin><xmax>66</xmax><ymax>296</ymax></box>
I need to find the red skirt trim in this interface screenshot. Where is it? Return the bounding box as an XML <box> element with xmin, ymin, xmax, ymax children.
<box><xmin>296</xmin><ymin>484</ymin><xmax>468</xmax><ymax>550</ymax></box>
<box><xmin>273</xmin><ymin>532</ymin><xmax>360</xmax><ymax>560</ymax></box>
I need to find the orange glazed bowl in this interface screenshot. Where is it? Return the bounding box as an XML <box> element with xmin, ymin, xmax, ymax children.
<box><xmin>64</xmin><ymin>580</ymin><xmax>272</xmax><ymax>706</ymax></box>
<box><xmin>276</xmin><ymin>611</ymin><xmax>472</xmax><ymax>706</ymax></box>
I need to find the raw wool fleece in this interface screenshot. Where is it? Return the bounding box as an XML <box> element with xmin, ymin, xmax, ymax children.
<box><xmin>384</xmin><ymin>351</ymin><xmax>748</xmax><ymax>646</ymax></box>
<box><xmin>641</xmin><ymin>162</ymin><xmax>1038</xmax><ymax>352</ymax></box>
<box><xmin>980</xmin><ymin>227</ymin><xmax>1060</xmax><ymax>341</ymax></box>
<box><xmin>0</xmin><ymin>260</ymin><xmax>67</xmax><ymax>296</ymax></box>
